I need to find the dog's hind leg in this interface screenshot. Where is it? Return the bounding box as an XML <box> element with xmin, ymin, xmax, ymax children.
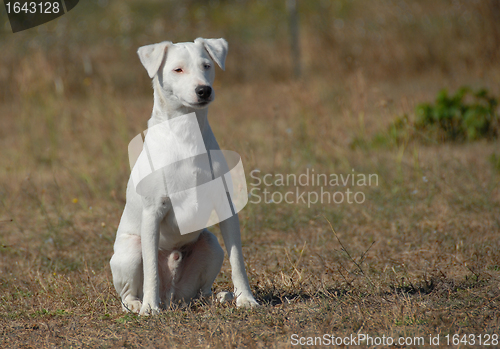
<box><xmin>110</xmin><ymin>234</ymin><xmax>144</xmax><ymax>313</ymax></box>
<box><xmin>172</xmin><ymin>230</ymin><xmax>224</xmax><ymax>303</ymax></box>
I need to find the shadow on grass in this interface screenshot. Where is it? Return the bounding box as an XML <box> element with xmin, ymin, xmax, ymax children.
<box><xmin>255</xmin><ymin>274</ymin><xmax>491</xmax><ymax>307</ymax></box>
<box><xmin>254</xmin><ymin>286</ymin><xmax>351</xmax><ymax>306</ymax></box>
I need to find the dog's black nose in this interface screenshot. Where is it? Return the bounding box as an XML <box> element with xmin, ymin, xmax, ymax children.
<box><xmin>195</xmin><ymin>85</ymin><xmax>212</xmax><ymax>100</ymax></box>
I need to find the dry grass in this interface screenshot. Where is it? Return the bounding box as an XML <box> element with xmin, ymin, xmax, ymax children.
<box><xmin>1</xmin><ymin>1</ymin><xmax>500</xmax><ymax>348</ymax></box>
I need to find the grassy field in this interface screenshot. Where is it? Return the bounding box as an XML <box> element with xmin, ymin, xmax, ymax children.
<box><xmin>1</xmin><ymin>0</ymin><xmax>500</xmax><ymax>347</ymax></box>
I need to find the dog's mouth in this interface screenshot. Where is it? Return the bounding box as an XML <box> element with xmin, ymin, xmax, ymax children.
<box><xmin>185</xmin><ymin>100</ymin><xmax>212</xmax><ymax>109</ymax></box>
<box><xmin>195</xmin><ymin>100</ymin><xmax>211</xmax><ymax>107</ymax></box>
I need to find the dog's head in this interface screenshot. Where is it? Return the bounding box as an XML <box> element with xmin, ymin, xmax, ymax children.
<box><xmin>137</xmin><ymin>38</ymin><xmax>228</xmax><ymax>109</ymax></box>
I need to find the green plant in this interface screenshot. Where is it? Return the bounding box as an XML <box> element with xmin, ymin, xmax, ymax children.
<box><xmin>489</xmin><ymin>153</ymin><xmax>500</xmax><ymax>173</ymax></box>
<box><xmin>415</xmin><ymin>87</ymin><xmax>499</xmax><ymax>141</ymax></box>
<box><xmin>386</xmin><ymin>114</ymin><xmax>413</xmax><ymax>146</ymax></box>
<box><xmin>355</xmin><ymin>114</ymin><xmax>414</xmax><ymax>149</ymax></box>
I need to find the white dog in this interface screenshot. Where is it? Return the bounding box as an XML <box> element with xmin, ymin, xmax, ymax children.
<box><xmin>110</xmin><ymin>38</ymin><xmax>258</xmax><ymax>315</ymax></box>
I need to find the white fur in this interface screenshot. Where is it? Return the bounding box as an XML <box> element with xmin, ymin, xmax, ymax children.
<box><xmin>110</xmin><ymin>38</ymin><xmax>258</xmax><ymax>315</ymax></box>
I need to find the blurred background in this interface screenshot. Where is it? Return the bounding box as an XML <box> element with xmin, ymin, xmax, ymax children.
<box><xmin>1</xmin><ymin>0</ymin><xmax>499</xmax><ymax>200</ymax></box>
<box><xmin>1</xmin><ymin>0</ymin><xmax>500</xmax><ymax>96</ymax></box>
<box><xmin>1</xmin><ymin>2</ymin><xmax>499</xmax><ymax>344</ymax></box>
<box><xmin>1</xmin><ymin>0</ymin><xmax>499</xmax><ymax>237</ymax></box>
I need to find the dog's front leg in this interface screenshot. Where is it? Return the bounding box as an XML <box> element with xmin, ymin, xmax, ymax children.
<box><xmin>220</xmin><ymin>215</ymin><xmax>259</xmax><ymax>307</ymax></box>
<box><xmin>140</xmin><ymin>207</ymin><xmax>162</xmax><ymax>315</ymax></box>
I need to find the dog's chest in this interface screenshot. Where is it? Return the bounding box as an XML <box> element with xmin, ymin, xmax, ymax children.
<box><xmin>131</xmin><ymin>113</ymin><xmax>234</xmax><ymax>236</ymax></box>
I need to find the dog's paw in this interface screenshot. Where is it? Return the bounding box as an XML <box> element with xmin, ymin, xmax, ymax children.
<box><xmin>216</xmin><ymin>291</ymin><xmax>234</xmax><ymax>304</ymax></box>
<box><xmin>122</xmin><ymin>298</ymin><xmax>142</xmax><ymax>314</ymax></box>
<box><xmin>139</xmin><ymin>303</ymin><xmax>161</xmax><ymax>316</ymax></box>
<box><xmin>236</xmin><ymin>294</ymin><xmax>259</xmax><ymax>308</ymax></box>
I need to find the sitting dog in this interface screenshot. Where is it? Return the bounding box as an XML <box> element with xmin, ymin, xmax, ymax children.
<box><xmin>110</xmin><ymin>38</ymin><xmax>258</xmax><ymax>315</ymax></box>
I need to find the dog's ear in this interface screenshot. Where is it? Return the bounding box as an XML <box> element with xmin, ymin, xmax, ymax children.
<box><xmin>195</xmin><ymin>38</ymin><xmax>228</xmax><ymax>71</ymax></box>
<box><xmin>137</xmin><ymin>41</ymin><xmax>172</xmax><ymax>78</ymax></box>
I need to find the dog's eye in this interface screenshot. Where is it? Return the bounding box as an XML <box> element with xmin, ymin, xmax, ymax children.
<box><xmin>203</xmin><ymin>64</ymin><xmax>211</xmax><ymax>70</ymax></box>
<box><xmin>174</xmin><ymin>68</ymin><xmax>183</xmax><ymax>73</ymax></box>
